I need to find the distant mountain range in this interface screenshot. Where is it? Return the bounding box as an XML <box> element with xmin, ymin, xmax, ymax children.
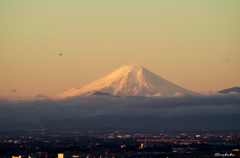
<box><xmin>218</xmin><ymin>87</ymin><xmax>240</xmax><ymax>94</ymax></box>
<box><xmin>91</xmin><ymin>91</ymin><xmax>111</xmax><ymax>96</ymax></box>
<box><xmin>54</xmin><ymin>65</ymin><xmax>196</xmax><ymax>99</ymax></box>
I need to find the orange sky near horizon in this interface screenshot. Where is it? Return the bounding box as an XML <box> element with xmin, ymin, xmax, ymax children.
<box><xmin>1</xmin><ymin>0</ymin><xmax>240</xmax><ymax>99</ymax></box>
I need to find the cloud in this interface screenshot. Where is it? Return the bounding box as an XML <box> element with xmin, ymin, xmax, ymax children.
<box><xmin>11</xmin><ymin>89</ymin><xmax>16</xmax><ymax>93</ymax></box>
<box><xmin>153</xmin><ymin>93</ymin><xmax>162</xmax><ymax>97</ymax></box>
<box><xmin>0</xmin><ymin>93</ymin><xmax>240</xmax><ymax>131</ymax></box>
<box><xmin>199</xmin><ymin>91</ymin><xmax>216</xmax><ymax>96</ymax></box>
<box><xmin>35</xmin><ymin>94</ymin><xmax>48</xmax><ymax>99</ymax></box>
<box><xmin>223</xmin><ymin>57</ymin><xmax>232</xmax><ymax>62</ymax></box>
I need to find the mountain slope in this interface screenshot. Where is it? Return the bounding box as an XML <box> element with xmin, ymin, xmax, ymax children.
<box><xmin>218</xmin><ymin>87</ymin><xmax>240</xmax><ymax>94</ymax></box>
<box><xmin>54</xmin><ymin>65</ymin><xmax>195</xmax><ymax>99</ymax></box>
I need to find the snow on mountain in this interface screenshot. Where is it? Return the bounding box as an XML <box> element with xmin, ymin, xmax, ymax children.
<box><xmin>54</xmin><ymin>65</ymin><xmax>196</xmax><ymax>99</ymax></box>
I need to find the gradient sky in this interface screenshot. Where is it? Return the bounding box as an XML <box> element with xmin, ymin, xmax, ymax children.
<box><xmin>1</xmin><ymin>0</ymin><xmax>240</xmax><ymax>99</ymax></box>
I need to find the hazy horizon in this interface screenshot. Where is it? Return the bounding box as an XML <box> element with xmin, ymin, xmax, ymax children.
<box><xmin>1</xmin><ymin>92</ymin><xmax>240</xmax><ymax>131</ymax></box>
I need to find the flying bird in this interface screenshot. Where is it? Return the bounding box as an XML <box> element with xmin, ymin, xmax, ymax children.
<box><xmin>59</xmin><ymin>54</ymin><xmax>62</xmax><ymax>56</ymax></box>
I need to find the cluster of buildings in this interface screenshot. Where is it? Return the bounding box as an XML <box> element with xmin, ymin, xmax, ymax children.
<box><xmin>0</xmin><ymin>129</ymin><xmax>239</xmax><ymax>158</ymax></box>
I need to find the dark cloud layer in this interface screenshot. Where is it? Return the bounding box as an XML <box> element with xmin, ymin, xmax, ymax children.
<box><xmin>0</xmin><ymin>93</ymin><xmax>240</xmax><ymax>131</ymax></box>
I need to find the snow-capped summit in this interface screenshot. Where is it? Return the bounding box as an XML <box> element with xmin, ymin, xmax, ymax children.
<box><xmin>54</xmin><ymin>65</ymin><xmax>195</xmax><ymax>99</ymax></box>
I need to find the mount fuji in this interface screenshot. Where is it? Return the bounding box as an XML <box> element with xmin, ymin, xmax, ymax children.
<box><xmin>54</xmin><ymin>65</ymin><xmax>196</xmax><ymax>99</ymax></box>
